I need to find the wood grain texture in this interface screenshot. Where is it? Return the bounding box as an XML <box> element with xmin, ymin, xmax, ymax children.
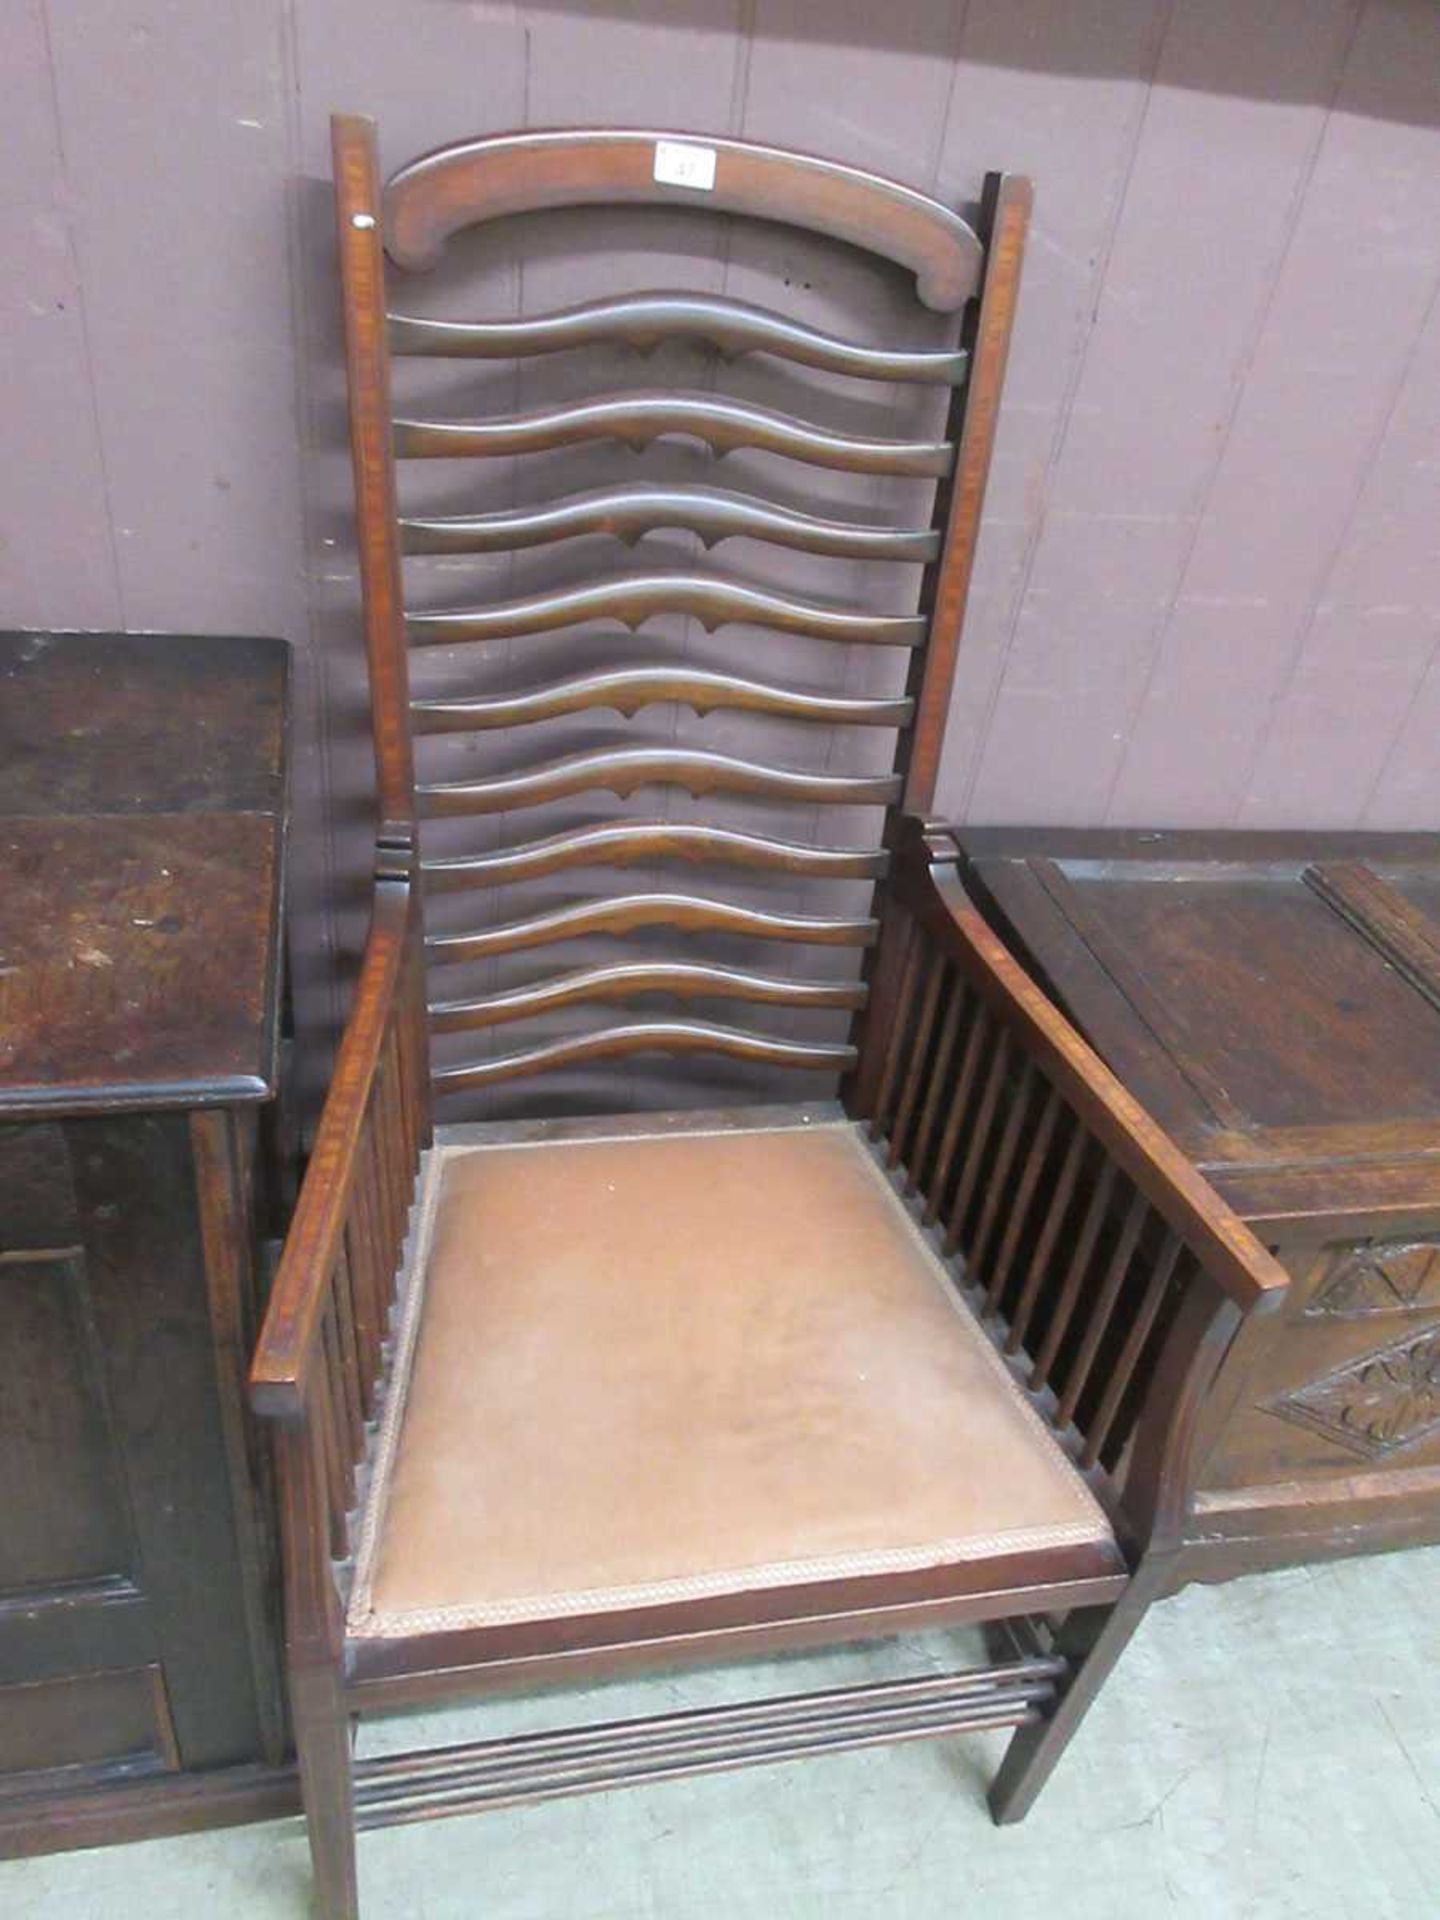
<box><xmin>432</xmin><ymin>1020</ymin><xmax>857</xmax><ymax>1091</ymax></box>
<box><xmin>430</xmin><ymin>961</ymin><xmax>866</xmax><ymax>1030</ymax></box>
<box><xmin>332</xmin><ymin>115</ymin><xmax>415</xmax><ymax>838</ymax></box>
<box><xmin>413</xmin><ymin>666</ymin><xmax>912</xmax><ymax>730</ymax></box>
<box><xmin>383</xmin><ymin>127</ymin><xmax>982</xmax><ymax>306</ymax></box>
<box><xmin>419</xmin><ymin>747</ymin><xmax>901</xmax><ymax>815</ymax></box>
<box><xmin>0</xmin><ymin>634</ymin><xmax>289</xmax><ymax>1118</ymax></box>
<box><xmin>957</xmin><ymin>821</ymin><xmax>1440</xmax><ymax>1583</ymax></box>
<box><xmin>399</xmin><ymin>484</ymin><xmax>939</xmax><ymax>561</ymax></box>
<box><xmin>393</xmin><ymin>391</ymin><xmax>953</xmax><ymax>474</ymax></box>
<box><xmin>405</xmin><ymin>574</ymin><xmax>926</xmax><ymax>648</ymax></box>
<box><xmin>427</xmin><ymin>891</ymin><xmax>878</xmax><ymax>964</ymax></box>
<box><xmin>390</xmin><ymin>293</ymin><xmax>967</xmax><ymax>382</ymax></box>
<box><xmin>0</xmin><ymin>633</ymin><xmax>294</xmax><ymax>1844</ymax></box>
<box><xmin>421</xmin><ymin>822</ymin><xmax>890</xmax><ymax>890</ymax></box>
<box><xmin>1303</xmin><ymin>861</ymin><xmax>1440</xmax><ymax>1016</ymax></box>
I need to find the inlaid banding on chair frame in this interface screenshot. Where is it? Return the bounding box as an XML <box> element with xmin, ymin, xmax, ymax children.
<box><xmin>405</xmin><ymin>575</ymin><xmax>926</xmax><ymax>649</ymax></box>
<box><xmin>412</xmin><ymin>667</ymin><xmax>914</xmax><ymax>732</ymax></box>
<box><xmin>418</xmin><ymin>747</ymin><xmax>902</xmax><ymax>815</ymax></box>
<box><xmin>431</xmin><ymin>1020</ymin><xmax>858</xmax><ymax>1092</ymax></box>
<box><xmin>392</xmin><ymin>393</ymin><xmax>954</xmax><ymax>476</ymax></box>
<box><xmin>399</xmin><ymin>483</ymin><xmax>941</xmax><ymax>561</ymax></box>
<box><xmin>420</xmin><ymin>821</ymin><xmax>892</xmax><ymax>890</ymax></box>
<box><xmin>382</xmin><ymin>128</ymin><xmax>984</xmax><ymax>309</ymax></box>
<box><xmin>426</xmin><ymin>892</ymin><xmax>879</xmax><ymax>964</ymax></box>
<box><xmin>389</xmin><ymin>295</ymin><xmax>969</xmax><ymax>384</ymax></box>
<box><xmin>430</xmin><ymin>960</ymin><xmax>868</xmax><ymax>1031</ymax></box>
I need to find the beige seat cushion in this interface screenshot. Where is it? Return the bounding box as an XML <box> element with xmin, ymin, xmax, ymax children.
<box><xmin>349</xmin><ymin>1116</ymin><xmax>1117</xmax><ymax>1640</ymax></box>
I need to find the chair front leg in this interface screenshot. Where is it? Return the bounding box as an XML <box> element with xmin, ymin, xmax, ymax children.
<box><xmin>292</xmin><ymin>1660</ymin><xmax>360</xmax><ymax>1920</ymax></box>
<box><xmin>988</xmin><ymin>1555</ymin><xmax>1169</xmax><ymax>1825</ymax></box>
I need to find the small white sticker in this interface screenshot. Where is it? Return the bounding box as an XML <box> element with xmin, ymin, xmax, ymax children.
<box><xmin>653</xmin><ymin>139</ymin><xmax>717</xmax><ymax>193</ymax></box>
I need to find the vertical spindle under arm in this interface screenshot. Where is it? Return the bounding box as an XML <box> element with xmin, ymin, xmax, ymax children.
<box><xmin>859</xmin><ymin>819</ymin><xmax>1289</xmax><ymax>1557</ymax></box>
<box><xmin>250</xmin><ymin>861</ymin><xmax>430</xmax><ymax>1677</ymax></box>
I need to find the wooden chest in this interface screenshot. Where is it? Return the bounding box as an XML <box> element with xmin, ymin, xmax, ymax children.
<box><xmin>957</xmin><ymin>827</ymin><xmax>1440</xmax><ymax>1587</ymax></box>
<box><xmin>0</xmin><ymin>632</ymin><xmax>296</xmax><ymax>1852</ymax></box>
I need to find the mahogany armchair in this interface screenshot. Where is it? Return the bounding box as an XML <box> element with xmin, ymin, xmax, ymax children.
<box><xmin>251</xmin><ymin>117</ymin><xmax>1287</xmax><ymax>1918</ymax></box>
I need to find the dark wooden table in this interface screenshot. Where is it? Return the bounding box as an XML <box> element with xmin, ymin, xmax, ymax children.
<box><xmin>957</xmin><ymin>826</ymin><xmax>1440</xmax><ymax>1588</ymax></box>
<box><xmin>0</xmin><ymin>631</ymin><xmax>298</xmax><ymax>1854</ymax></box>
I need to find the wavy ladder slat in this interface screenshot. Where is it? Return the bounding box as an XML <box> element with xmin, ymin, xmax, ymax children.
<box><xmin>432</xmin><ymin>1020</ymin><xmax>858</xmax><ymax>1092</ymax></box>
<box><xmin>430</xmin><ymin>960</ymin><xmax>867</xmax><ymax>1030</ymax></box>
<box><xmin>392</xmin><ymin>393</ymin><xmax>953</xmax><ymax>476</ymax></box>
<box><xmin>419</xmin><ymin>747</ymin><xmax>902</xmax><ymax>815</ymax></box>
<box><xmin>406</xmin><ymin>574</ymin><xmax>925</xmax><ymax>648</ymax></box>
<box><xmin>420</xmin><ymin>821</ymin><xmax>890</xmax><ymax>890</ymax></box>
<box><xmin>399</xmin><ymin>483</ymin><xmax>940</xmax><ymax>561</ymax></box>
<box><xmin>389</xmin><ymin>294</ymin><xmax>968</xmax><ymax>383</ymax></box>
<box><xmin>412</xmin><ymin>667</ymin><xmax>913</xmax><ymax>731</ymax></box>
<box><xmin>382</xmin><ymin>128</ymin><xmax>983</xmax><ymax>310</ymax></box>
<box><xmin>427</xmin><ymin>892</ymin><xmax>879</xmax><ymax>963</ymax></box>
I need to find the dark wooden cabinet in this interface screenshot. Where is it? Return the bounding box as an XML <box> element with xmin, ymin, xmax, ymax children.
<box><xmin>0</xmin><ymin>632</ymin><xmax>296</xmax><ymax>1854</ymax></box>
<box><xmin>956</xmin><ymin>827</ymin><xmax>1440</xmax><ymax>1588</ymax></box>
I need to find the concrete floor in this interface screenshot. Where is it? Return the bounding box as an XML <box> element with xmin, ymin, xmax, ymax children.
<box><xmin>7</xmin><ymin>1545</ymin><xmax>1439</xmax><ymax>1919</ymax></box>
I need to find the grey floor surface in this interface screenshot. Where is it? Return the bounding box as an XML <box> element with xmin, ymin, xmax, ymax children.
<box><xmin>6</xmin><ymin>1544</ymin><xmax>1439</xmax><ymax>1919</ymax></box>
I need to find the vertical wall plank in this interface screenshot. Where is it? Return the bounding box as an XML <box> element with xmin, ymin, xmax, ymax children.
<box><xmin>1240</xmin><ymin>286</ymin><xmax>1440</xmax><ymax>822</ymax></box>
<box><xmin>930</xmin><ymin>0</ymin><xmax>1175</xmax><ymax>821</ymax></box>
<box><xmin>1103</xmin><ymin>0</ymin><xmax>1440</xmax><ymax>825</ymax></box>
<box><xmin>966</xmin><ymin>0</ymin><xmax>1363</xmax><ymax>825</ymax></box>
<box><xmin>42</xmin><ymin>2</ymin><xmax>305</xmax><ymax>641</ymax></box>
<box><xmin>0</xmin><ymin>0</ymin><xmax>120</xmax><ymax>629</ymax></box>
<box><xmin>1366</xmin><ymin>637</ymin><xmax>1440</xmax><ymax>827</ymax></box>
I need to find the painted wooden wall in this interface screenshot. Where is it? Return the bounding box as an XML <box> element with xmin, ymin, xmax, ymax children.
<box><xmin>5</xmin><ymin>0</ymin><xmax>1440</xmax><ymax>1057</ymax></box>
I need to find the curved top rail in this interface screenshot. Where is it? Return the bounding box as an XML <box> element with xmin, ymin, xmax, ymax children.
<box><xmin>383</xmin><ymin>128</ymin><xmax>982</xmax><ymax>310</ymax></box>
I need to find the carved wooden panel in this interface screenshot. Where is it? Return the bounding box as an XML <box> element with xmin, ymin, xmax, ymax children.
<box><xmin>1302</xmin><ymin>1240</ymin><xmax>1440</xmax><ymax>1319</ymax></box>
<box><xmin>1262</xmin><ymin>1324</ymin><xmax>1440</xmax><ymax>1463</ymax></box>
<box><xmin>1193</xmin><ymin>1236</ymin><xmax>1440</xmax><ymax>1494</ymax></box>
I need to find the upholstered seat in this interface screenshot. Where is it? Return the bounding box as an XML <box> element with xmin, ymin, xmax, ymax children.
<box><xmin>348</xmin><ymin>1114</ymin><xmax>1120</xmax><ymax>1643</ymax></box>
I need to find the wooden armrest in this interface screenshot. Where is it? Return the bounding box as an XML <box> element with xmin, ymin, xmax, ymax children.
<box><xmin>251</xmin><ymin>877</ymin><xmax>416</xmax><ymax>1420</ymax></box>
<box><xmin>918</xmin><ymin>829</ymin><xmax>1287</xmax><ymax>1317</ymax></box>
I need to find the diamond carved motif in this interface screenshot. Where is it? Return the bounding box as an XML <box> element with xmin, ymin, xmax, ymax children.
<box><xmin>1304</xmin><ymin>1241</ymin><xmax>1440</xmax><ymax>1319</ymax></box>
<box><xmin>1265</xmin><ymin>1324</ymin><xmax>1440</xmax><ymax>1461</ymax></box>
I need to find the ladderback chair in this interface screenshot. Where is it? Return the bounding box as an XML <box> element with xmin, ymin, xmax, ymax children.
<box><xmin>252</xmin><ymin>116</ymin><xmax>1288</xmax><ymax>1918</ymax></box>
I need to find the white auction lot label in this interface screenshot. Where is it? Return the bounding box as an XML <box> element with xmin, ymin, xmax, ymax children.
<box><xmin>653</xmin><ymin>140</ymin><xmax>717</xmax><ymax>192</ymax></box>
